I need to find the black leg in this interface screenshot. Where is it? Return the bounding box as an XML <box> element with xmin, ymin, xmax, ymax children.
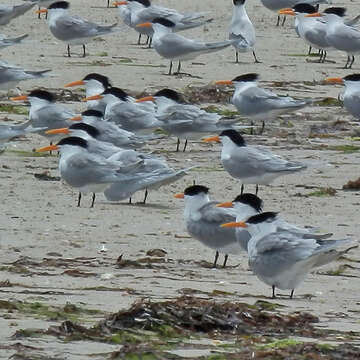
<box><xmin>350</xmin><ymin>55</ymin><xmax>355</xmax><ymax>68</ymax></box>
<box><xmin>143</xmin><ymin>189</ymin><xmax>148</xmax><ymax>204</ymax></box>
<box><xmin>67</xmin><ymin>44</ymin><xmax>71</xmax><ymax>57</ymax></box>
<box><xmin>272</xmin><ymin>285</ymin><xmax>276</xmax><ymax>298</ymax></box>
<box><xmin>45</xmin><ymin>11</ymin><xmax>48</xmax><ymax>20</ymax></box>
<box><xmin>345</xmin><ymin>56</ymin><xmax>350</xmax><ymax>69</ymax></box>
<box><xmin>176</xmin><ymin>138</ymin><xmax>180</xmax><ymax>152</ymax></box>
<box><xmin>253</xmin><ymin>51</ymin><xmax>261</xmax><ymax>63</ymax></box>
<box><xmin>323</xmin><ymin>51</ymin><xmax>327</xmax><ymax>62</ymax></box>
<box><xmin>148</xmin><ymin>37</ymin><xmax>152</xmax><ymax>48</ymax></box>
<box><xmin>129</xmin><ymin>197</ymin><xmax>132</xmax><ymax>204</ymax></box>
<box><xmin>91</xmin><ymin>193</ymin><xmax>95</xmax><ymax>208</ymax></box>
<box><xmin>241</xmin><ymin>184</ymin><xmax>244</xmax><ymax>195</ymax></box>
<box><xmin>168</xmin><ymin>61</ymin><xmax>173</xmax><ymax>75</ymax></box>
<box><xmin>182</xmin><ymin>139</ymin><xmax>188</xmax><ymax>152</ymax></box>
<box><xmin>276</xmin><ymin>15</ymin><xmax>280</xmax><ymax>26</ymax></box>
<box><xmin>255</xmin><ymin>184</ymin><xmax>259</xmax><ymax>196</ymax></box>
<box><xmin>223</xmin><ymin>254</ymin><xmax>228</xmax><ymax>268</ymax></box>
<box><xmin>235</xmin><ymin>51</ymin><xmax>239</xmax><ymax>63</ymax></box>
<box><xmin>107</xmin><ymin>0</ymin><xmax>110</xmax><ymax>8</ymax></box>
<box><xmin>290</xmin><ymin>289</ymin><xmax>294</xmax><ymax>299</ymax></box>
<box><xmin>82</xmin><ymin>44</ymin><xmax>86</xmax><ymax>58</ymax></box>
<box><xmin>77</xmin><ymin>192</ymin><xmax>82</xmax><ymax>207</ymax></box>
<box><xmin>137</xmin><ymin>33</ymin><xmax>142</xmax><ymax>45</ymax></box>
<box><xmin>49</xmin><ymin>141</ymin><xmax>53</xmax><ymax>156</ymax></box>
<box><xmin>177</xmin><ymin>61</ymin><xmax>181</xmax><ymax>73</ymax></box>
<box><xmin>281</xmin><ymin>16</ymin><xmax>286</xmax><ymax>26</ymax></box>
<box><xmin>260</xmin><ymin>120</ymin><xmax>265</xmax><ymax>134</ymax></box>
<box><xmin>308</xmin><ymin>46</ymin><xmax>312</xmax><ymax>55</ymax></box>
<box><xmin>213</xmin><ymin>251</ymin><xmax>219</xmax><ymax>268</ymax></box>
<box><xmin>145</xmin><ymin>35</ymin><xmax>149</xmax><ymax>45</ymax></box>
<box><xmin>38</xmin><ymin>6</ymin><xmax>41</xmax><ymax>19</ymax></box>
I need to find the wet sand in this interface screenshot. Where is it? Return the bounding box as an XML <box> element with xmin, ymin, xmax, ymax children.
<box><xmin>0</xmin><ymin>0</ymin><xmax>360</xmax><ymax>358</ymax></box>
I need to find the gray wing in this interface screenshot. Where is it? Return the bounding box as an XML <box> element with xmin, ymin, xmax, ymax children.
<box><xmin>156</xmin><ymin>33</ymin><xmax>207</xmax><ymax>57</ymax></box>
<box><xmin>250</xmin><ymin>232</ymin><xmax>318</xmax><ymax>277</ymax></box>
<box><xmin>51</xmin><ymin>15</ymin><xmax>111</xmax><ymax>41</ymax></box>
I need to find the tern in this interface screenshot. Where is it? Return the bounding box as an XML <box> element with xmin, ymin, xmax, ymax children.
<box><xmin>45</xmin><ymin>122</ymin><xmax>126</xmax><ymax>158</ymax></box>
<box><xmin>115</xmin><ymin>0</ymin><xmax>212</xmax><ymax>46</ymax></box>
<box><xmin>229</xmin><ymin>0</ymin><xmax>259</xmax><ymax>63</ymax></box>
<box><xmin>215</xmin><ymin>73</ymin><xmax>312</xmax><ymax>131</ymax></box>
<box><xmin>37</xmin><ymin>1</ymin><xmax>118</xmax><ymax>57</ymax></box>
<box><xmin>260</xmin><ymin>0</ymin><xmax>330</xmax><ymax>26</ymax></box>
<box><xmin>64</xmin><ymin>73</ymin><xmax>111</xmax><ymax>112</ymax></box>
<box><xmin>136</xmin><ymin>88</ymin><xmax>243</xmax><ymax>152</ymax></box>
<box><xmin>174</xmin><ymin>185</ymin><xmax>241</xmax><ymax>268</ymax></box>
<box><xmin>221</xmin><ymin>211</ymin><xmax>355</xmax><ymax>298</ymax></box>
<box><xmin>11</xmin><ymin>89</ymin><xmax>74</xmax><ymax>138</ymax></box>
<box><xmin>203</xmin><ymin>129</ymin><xmax>307</xmax><ymax>195</ymax></box>
<box><xmin>0</xmin><ymin>1</ymin><xmax>36</xmax><ymax>26</ymax></box>
<box><xmin>36</xmin><ymin>136</ymin><xmax>144</xmax><ymax>207</ymax></box>
<box><xmin>0</xmin><ymin>61</ymin><xmax>51</xmax><ymax>91</ymax></box>
<box><xmin>136</xmin><ymin>17</ymin><xmax>234</xmax><ymax>75</ymax></box>
<box><xmin>216</xmin><ymin>193</ymin><xmax>263</xmax><ymax>252</ymax></box>
<box><xmin>70</xmin><ymin>109</ymin><xmax>155</xmax><ymax>149</ymax></box>
<box><xmin>325</xmin><ymin>74</ymin><xmax>360</xmax><ymax>121</ymax></box>
<box><xmin>84</xmin><ymin>87</ymin><xmax>161</xmax><ymax>134</ymax></box>
<box><xmin>279</xmin><ymin>3</ymin><xmax>330</xmax><ymax>62</ymax></box>
<box><xmin>0</xmin><ymin>33</ymin><xmax>28</xmax><ymax>50</ymax></box>
<box><xmin>319</xmin><ymin>7</ymin><xmax>360</xmax><ymax>69</ymax></box>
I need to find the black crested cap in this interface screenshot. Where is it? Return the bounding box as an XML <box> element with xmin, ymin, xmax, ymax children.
<box><xmin>48</xmin><ymin>1</ymin><xmax>69</xmax><ymax>10</ymax></box>
<box><xmin>234</xmin><ymin>193</ymin><xmax>263</xmax><ymax>212</ymax></box>
<box><xmin>81</xmin><ymin>109</ymin><xmax>104</xmax><ymax>118</ymax></box>
<box><xmin>184</xmin><ymin>185</ymin><xmax>209</xmax><ymax>196</ymax></box>
<box><xmin>82</xmin><ymin>73</ymin><xmax>111</xmax><ymax>88</ymax></box>
<box><xmin>152</xmin><ymin>17</ymin><xmax>176</xmax><ymax>27</ymax></box>
<box><xmin>57</xmin><ymin>136</ymin><xmax>88</xmax><ymax>149</ymax></box>
<box><xmin>103</xmin><ymin>87</ymin><xmax>129</xmax><ymax>101</ymax></box>
<box><xmin>232</xmin><ymin>73</ymin><xmax>259</xmax><ymax>82</ymax></box>
<box><xmin>293</xmin><ymin>3</ymin><xmax>317</xmax><ymax>14</ymax></box>
<box><xmin>155</xmin><ymin>88</ymin><xmax>181</xmax><ymax>102</ymax></box>
<box><xmin>28</xmin><ymin>89</ymin><xmax>55</xmax><ymax>102</ymax></box>
<box><xmin>324</xmin><ymin>7</ymin><xmax>346</xmax><ymax>17</ymax></box>
<box><xmin>343</xmin><ymin>74</ymin><xmax>360</xmax><ymax>82</ymax></box>
<box><xmin>129</xmin><ymin>0</ymin><xmax>151</xmax><ymax>7</ymax></box>
<box><xmin>233</xmin><ymin>0</ymin><xmax>246</xmax><ymax>5</ymax></box>
<box><xmin>219</xmin><ymin>129</ymin><xmax>246</xmax><ymax>146</ymax></box>
<box><xmin>246</xmin><ymin>212</ymin><xmax>278</xmax><ymax>224</ymax></box>
<box><xmin>69</xmin><ymin>123</ymin><xmax>100</xmax><ymax>138</ymax></box>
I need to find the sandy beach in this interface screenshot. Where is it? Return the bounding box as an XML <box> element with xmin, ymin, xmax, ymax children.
<box><xmin>0</xmin><ymin>0</ymin><xmax>360</xmax><ymax>359</ymax></box>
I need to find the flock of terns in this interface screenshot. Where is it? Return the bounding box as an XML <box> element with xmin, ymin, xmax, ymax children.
<box><xmin>1</xmin><ymin>0</ymin><xmax>360</xmax><ymax>299</ymax></box>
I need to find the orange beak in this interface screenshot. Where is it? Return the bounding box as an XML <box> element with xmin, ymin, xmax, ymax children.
<box><xmin>64</xmin><ymin>80</ymin><xmax>85</xmax><ymax>88</ymax></box>
<box><xmin>35</xmin><ymin>9</ymin><xmax>48</xmax><ymax>14</ymax></box>
<box><xmin>82</xmin><ymin>94</ymin><xmax>103</xmax><ymax>102</ymax></box>
<box><xmin>69</xmin><ymin>115</ymin><xmax>82</xmax><ymax>121</ymax></box>
<box><xmin>324</xmin><ymin>77</ymin><xmax>344</xmax><ymax>84</ymax></box>
<box><xmin>113</xmin><ymin>1</ymin><xmax>128</xmax><ymax>6</ymax></box>
<box><xmin>305</xmin><ymin>12</ymin><xmax>322</xmax><ymax>17</ymax></box>
<box><xmin>36</xmin><ymin>144</ymin><xmax>59</xmax><ymax>152</ymax></box>
<box><xmin>216</xmin><ymin>202</ymin><xmax>233</xmax><ymax>208</ymax></box>
<box><xmin>136</xmin><ymin>22</ymin><xmax>152</xmax><ymax>28</ymax></box>
<box><xmin>202</xmin><ymin>135</ymin><xmax>221</xmax><ymax>143</ymax></box>
<box><xmin>278</xmin><ymin>8</ymin><xmax>295</xmax><ymax>16</ymax></box>
<box><xmin>221</xmin><ymin>221</ymin><xmax>247</xmax><ymax>228</ymax></box>
<box><xmin>136</xmin><ymin>96</ymin><xmax>155</xmax><ymax>103</ymax></box>
<box><xmin>174</xmin><ymin>193</ymin><xmax>184</xmax><ymax>199</ymax></box>
<box><xmin>45</xmin><ymin>128</ymin><xmax>70</xmax><ymax>135</ymax></box>
<box><xmin>10</xmin><ymin>95</ymin><xmax>28</xmax><ymax>101</ymax></box>
<box><xmin>215</xmin><ymin>80</ymin><xmax>233</xmax><ymax>86</ymax></box>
